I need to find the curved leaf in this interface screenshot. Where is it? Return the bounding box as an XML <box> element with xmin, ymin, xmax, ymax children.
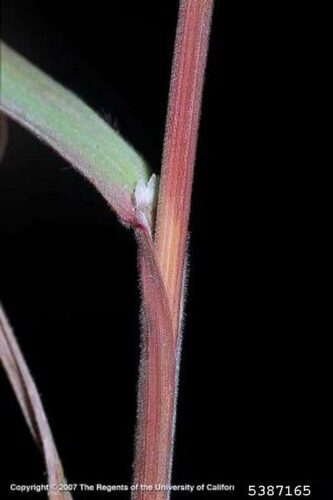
<box><xmin>0</xmin><ymin>41</ymin><xmax>150</xmax><ymax>223</ymax></box>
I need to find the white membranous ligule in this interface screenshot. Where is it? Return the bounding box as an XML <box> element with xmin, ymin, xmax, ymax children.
<box><xmin>134</xmin><ymin>174</ymin><xmax>157</xmax><ymax>232</ymax></box>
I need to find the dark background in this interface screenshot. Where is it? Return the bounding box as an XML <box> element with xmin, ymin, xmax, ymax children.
<box><xmin>0</xmin><ymin>1</ymin><xmax>330</xmax><ymax>499</ymax></box>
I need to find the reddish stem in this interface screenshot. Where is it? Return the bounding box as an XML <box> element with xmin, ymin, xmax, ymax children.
<box><xmin>155</xmin><ymin>0</ymin><xmax>214</xmax><ymax>336</ymax></box>
<box><xmin>133</xmin><ymin>228</ymin><xmax>176</xmax><ymax>499</ymax></box>
<box><xmin>133</xmin><ymin>1</ymin><xmax>214</xmax><ymax>499</ymax></box>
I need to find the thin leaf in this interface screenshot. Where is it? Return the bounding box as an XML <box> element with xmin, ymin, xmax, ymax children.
<box><xmin>0</xmin><ymin>303</ymin><xmax>72</xmax><ymax>500</ymax></box>
<box><xmin>0</xmin><ymin>41</ymin><xmax>150</xmax><ymax>223</ymax></box>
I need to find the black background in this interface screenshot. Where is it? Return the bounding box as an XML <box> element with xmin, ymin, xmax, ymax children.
<box><xmin>0</xmin><ymin>1</ymin><xmax>331</xmax><ymax>499</ymax></box>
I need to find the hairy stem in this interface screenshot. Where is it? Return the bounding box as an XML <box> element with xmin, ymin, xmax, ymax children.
<box><xmin>155</xmin><ymin>0</ymin><xmax>214</xmax><ymax>335</ymax></box>
<box><xmin>133</xmin><ymin>228</ymin><xmax>175</xmax><ymax>498</ymax></box>
<box><xmin>133</xmin><ymin>1</ymin><xmax>214</xmax><ymax>498</ymax></box>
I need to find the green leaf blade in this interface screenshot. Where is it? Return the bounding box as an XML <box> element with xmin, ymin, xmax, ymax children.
<box><xmin>0</xmin><ymin>41</ymin><xmax>150</xmax><ymax>222</ymax></box>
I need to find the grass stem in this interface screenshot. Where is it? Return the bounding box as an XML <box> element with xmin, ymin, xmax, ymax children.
<box><xmin>133</xmin><ymin>1</ymin><xmax>214</xmax><ymax>498</ymax></box>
